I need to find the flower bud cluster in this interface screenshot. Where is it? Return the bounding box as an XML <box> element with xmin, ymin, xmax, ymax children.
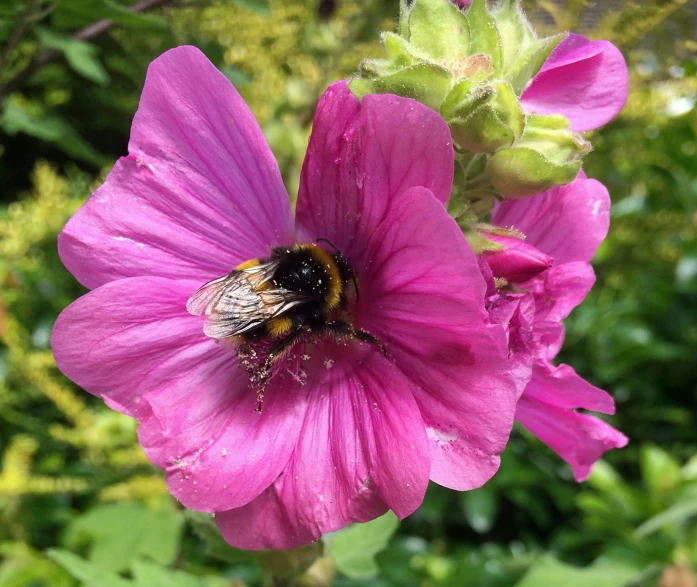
<box><xmin>350</xmin><ymin>0</ymin><xmax>591</xmax><ymax>212</ymax></box>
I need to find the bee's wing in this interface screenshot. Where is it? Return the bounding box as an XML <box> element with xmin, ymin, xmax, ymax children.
<box><xmin>186</xmin><ymin>260</ymin><xmax>311</xmax><ymax>339</ymax></box>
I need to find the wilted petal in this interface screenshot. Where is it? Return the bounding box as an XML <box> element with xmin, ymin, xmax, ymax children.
<box><xmin>521</xmin><ymin>34</ymin><xmax>628</xmax><ymax>132</ymax></box>
<box><xmin>516</xmin><ymin>394</ymin><xmax>628</xmax><ymax>482</ymax></box>
<box><xmin>216</xmin><ymin>346</ymin><xmax>430</xmax><ymax>550</ymax></box>
<box><xmin>59</xmin><ymin>46</ymin><xmax>294</xmax><ymax>289</ymax></box>
<box><xmin>295</xmin><ymin>82</ymin><xmax>454</xmax><ymax>267</ymax></box>
<box><xmin>526</xmin><ymin>262</ymin><xmax>596</xmax><ymax>360</ymax></box>
<box><xmin>360</xmin><ymin>188</ymin><xmax>518</xmax><ymax>490</ymax></box>
<box><xmin>51</xmin><ymin>277</ymin><xmax>307</xmax><ymax>512</ymax></box>
<box><xmin>492</xmin><ymin>173</ymin><xmax>610</xmax><ymax>264</ymax></box>
<box><xmin>488</xmin><ymin>293</ymin><xmax>536</xmax><ymax>399</ymax></box>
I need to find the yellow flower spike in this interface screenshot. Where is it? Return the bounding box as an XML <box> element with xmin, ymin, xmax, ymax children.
<box><xmin>99</xmin><ymin>475</ymin><xmax>169</xmax><ymax>503</ymax></box>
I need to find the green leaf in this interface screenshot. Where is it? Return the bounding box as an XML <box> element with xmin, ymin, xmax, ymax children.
<box><xmin>220</xmin><ymin>65</ymin><xmax>252</xmax><ymax>87</ymax></box>
<box><xmin>635</xmin><ymin>497</ymin><xmax>697</xmax><ymax>538</ymax></box>
<box><xmin>408</xmin><ymin>0</ymin><xmax>470</xmax><ymax>59</ymax></box>
<box><xmin>227</xmin><ymin>0</ymin><xmax>272</xmax><ymax>15</ymax></box>
<box><xmin>47</xmin><ymin>550</ymin><xmax>131</xmax><ymax>587</ymax></box>
<box><xmin>36</xmin><ymin>28</ymin><xmax>109</xmax><ymax>85</ymax></box>
<box><xmin>1</xmin><ymin>100</ymin><xmax>107</xmax><ymax>166</ymax></box>
<box><xmin>54</xmin><ymin>0</ymin><xmax>167</xmax><ymax>30</ymax></box>
<box><xmin>184</xmin><ymin>510</ymin><xmax>256</xmax><ymax>565</ymax></box>
<box><xmin>66</xmin><ymin>503</ymin><xmax>184</xmax><ymax>573</ymax></box>
<box><xmin>515</xmin><ymin>556</ymin><xmax>642</xmax><ymax>587</ymax></box>
<box><xmin>0</xmin><ymin>543</ymin><xmax>73</xmax><ymax>587</ymax></box>
<box><xmin>466</xmin><ymin>0</ymin><xmax>502</xmax><ymax>71</ymax></box>
<box><xmin>131</xmin><ymin>559</ymin><xmax>230</xmax><ymax>587</ymax></box>
<box><xmin>461</xmin><ymin>485</ymin><xmax>499</xmax><ymax>533</ymax></box>
<box><xmin>327</xmin><ymin>511</ymin><xmax>399</xmax><ymax>579</ymax></box>
<box><xmin>641</xmin><ymin>445</ymin><xmax>682</xmax><ymax>495</ymax></box>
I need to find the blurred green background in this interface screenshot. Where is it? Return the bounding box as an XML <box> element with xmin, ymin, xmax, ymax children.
<box><xmin>1</xmin><ymin>1</ymin><xmax>696</xmax><ymax>586</ymax></box>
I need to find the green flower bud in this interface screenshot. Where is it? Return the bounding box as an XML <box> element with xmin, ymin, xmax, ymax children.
<box><xmin>441</xmin><ymin>79</ymin><xmax>524</xmax><ymax>153</ymax></box>
<box><xmin>487</xmin><ymin>114</ymin><xmax>591</xmax><ymax>197</ymax></box>
<box><xmin>491</xmin><ymin>0</ymin><xmax>566</xmax><ymax>92</ymax></box>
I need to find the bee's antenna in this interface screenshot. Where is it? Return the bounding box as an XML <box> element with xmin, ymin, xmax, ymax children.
<box><xmin>315</xmin><ymin>237</ymin><xmax>340</xmax><ymax>254</ymax></box>
<box><xmin>316</xmin><ymin>238</ymin><xmax>360</xmax><ymax>302</ymax></box>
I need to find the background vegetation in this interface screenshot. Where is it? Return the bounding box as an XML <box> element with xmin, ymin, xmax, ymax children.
<box><xmin>1</xmin><ymin>0</ymin><xmax>696</xmax><ymax>585</ymax></box>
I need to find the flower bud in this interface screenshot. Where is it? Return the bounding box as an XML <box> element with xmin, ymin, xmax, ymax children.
<box><xmin>480</xmin><ymin>232</ymin><xmax>553</xmax><ymax>283</ymax></box>
<box><xmin>487</xmin><ymin>114</ymin><xmax>591</xmax><ymax>198</ymax></box>
<box><xmin>441</xmin><ymin>79</ymin><xmax>525</xmax><ymax>153</ymax></box>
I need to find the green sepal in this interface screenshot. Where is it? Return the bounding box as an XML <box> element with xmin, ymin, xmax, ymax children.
<box><xmin>465</xmin><ymin>231</ymin><xmax>506</xmax><ymax>254</ymax></box>
<box><xmin>447</xmin><ymin>151</ymin><xmax>497</xmax><ymax>223</ymax></box>
<box><xmin>491</xmin><ymin>0</ymin><xmax>536</xmax><ymax>69</ymax></box>
<box><xmin>383</xmin><ymin>32</ymin><xmax>429</xmax><ymax>66</ymax></box>
<box><xmin>370</xmin><ymin>62</ymin><xmax>453</xmax><ymax>110</ymax></box>
<box><xmin>441</xmin><ymin>78</ymin><xmax>492</xmax><ymax>118</ymax></box>
<box><xmin>450</xmin><ymin>106</ymin><xmax>516</xmax><ymax>153</ymax></box>
<box><xmin>487</xmin><ymin>146</ymin><xmax>581</xmax><ymax>197</ymax></box>
<box><xmin>466</xmin><ymin>0</ymin><xmax>503</xmax><ymax>72</ymax></box>
<box><xmin>507</xmin><ymin>32</ymin><xmax>567</xmax><ymax>93</ymax></box>
<box><xmin>443</xmin><ymin>80</ymin><xmax>524</xmax><ymax>153</ymax></box>
<box><xmin>522</xmin><ymin>113</ymin><xmax>592</xmax><ymax>165</ymax></box>
<box><xmin>408</xmin><ymin>0</ymin><xmax>470</xmax><ymax>59</ymax></box>
<box><xmin>348</xmin><ymin>77</ymin><xmax>375</xmax><ymax>101</ymax></box>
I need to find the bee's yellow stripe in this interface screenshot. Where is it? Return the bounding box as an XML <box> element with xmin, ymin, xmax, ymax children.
<box><xmin>235</xmin><ymin>258</ymin><xmax>261</xmax><ymax>270</ymax></box>
<box><xmin>267</xmin><ymin>316</ymin><xmax>293</xmax><ymax>337</ymax></box>
<box><xmin>298</xmin><ymin>244</ymin><xmax>342</xmax><ymax>311</ymax></box>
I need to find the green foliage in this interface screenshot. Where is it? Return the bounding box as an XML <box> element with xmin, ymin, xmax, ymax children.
<box><xmin>327</xmin><ymin>512</ymin><xmax>399</xmax><ymax>579</ymax></box>
<box><xmin>1</xmin><ymin>0</ymin><xmax>696</xmax><ymax>586</ymax></box>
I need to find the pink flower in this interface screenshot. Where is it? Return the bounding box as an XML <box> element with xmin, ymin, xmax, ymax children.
<box><xmin>483</xmin><ymin>173</ymin><xmax>628</xmax><ymax>481</ymax></box>
<box><xmin>521</xmin><ymin>33</ymin><xmax>629</xmax><ymax>133</ymax></box>
<box><xmin>51</xmin><ymin>47</ymin><xmax>519</xmax><ymax>549</ymax></box>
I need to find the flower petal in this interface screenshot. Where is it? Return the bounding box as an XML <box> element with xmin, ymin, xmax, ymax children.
<box><xmin>216</xmin><ymin>345</ymin><xmax>430</xmax><ymax>550</ymax></box>
<box><xmin>526</xmin><ymin>262</ymin><xmax>596</xmax><ymax>361</ymax></box>
<box><xmin>295</xmin><ymin>82</ymin><xmax>454</xmax><ymax>266</ymax></box>
<box><xmin>521</xmin><ymin>34</ymin><xmax>628</xmax><ymax>132</ymax></box>
<box><xmin>525</xmin><ymin>363</ymin><xmax>616</xmax><ymax>415</ymax></box>
<box><xmin>516</xmin><ymin>394</ymin><xmax>628</xmax><ymax>482</ymax></box>
<box><xmin>51</xmin><ymin>277</ymin><xmax>307</xmax><ymax>512</ymax></box>
<box><xmin>359</xmin><ymin>188</ymin><xmax>519</xmax><ymax>490</ymax></box>
<box><xmin>59</xmin><ymin>46</ymin><xmax>294</xmax><ymax>289</ymax></box>
<box><xmin>492</xmin><ymin>173</ymin><xmax>610</xmax><ymax>264</ymax></box>
<box><xmin>488</xmin><ymin>293</ymin><xmax>536</xmax><ymax>399</ymax></box>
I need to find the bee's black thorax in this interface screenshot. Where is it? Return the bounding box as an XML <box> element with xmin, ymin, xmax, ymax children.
<box><xmin>269</xmin><ymin>247</ymin><xmax>332</xmax><ymax>300</ymax></box>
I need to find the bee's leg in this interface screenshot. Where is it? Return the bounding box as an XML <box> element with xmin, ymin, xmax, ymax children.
<box><xmin>256</xmin><ymin>326</ymin><xmax>305</xmax><ymax>412</ymax></box>
<box><xmin>323</xmin><ymin>321</ymin><xmax>387</xmax><ymax>357</ymax></box>
<box><xmin>353</xmin><ymin>329</ymin><xmax>387</xmax><ymax>358</ymax></box>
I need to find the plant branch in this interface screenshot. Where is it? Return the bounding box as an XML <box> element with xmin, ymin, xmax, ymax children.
<box><xmin>0</xmin><ymin>0</ymin><xmax>174</xmax><ymax>98</ymax></box>
<box><xmin>0</xmin><ymin>0</ymin><xmax>40</xmax><ymax>74</ymax></box>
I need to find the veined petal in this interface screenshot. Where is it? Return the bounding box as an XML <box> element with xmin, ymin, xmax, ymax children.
<box><xmin>51</xmin><ymin>277</ymin><xmax>307</xmax><ymax>512</ymax></box>
<box><xmin>492</xmin><ymin>173</ymin><xmax>611</xmax><ymax>264</ymax></box>
<box><xmin>360</xmin><ymin>188</ymin><xmax>519</xmax><ymax>490</ymax></box>
<box><xmin>216</xmin><ymin>345</ymin><xmax>430</xmax><ymax>550</ymax></box>
<box><xmin>521</xmin><ymin>34</ymin><xmax>628</xmax><ymax>132</ymax></box>
<box><xmin>488</xmin><ymin>293</ymin><xmax>536</xmax><ymax>399</ymax></box>
<box><xmin>59</xmin><ymin>46</ymin><xmax>294</xmax><ymax>289</ymax></box>
<box><xmin>524</xmin><ymin>363</ymin><xmax>616</xmax><ymax>415</ymax></box>
<box><xmin>526</xmin><ymin>262</ymin><xmax>596</xmax><ymax>361</ymax></box>
<box><xmin>295</xmin><ymin>82</ymin><xmax>454</xmax><ymax>269</ymax></box>
<box><xmin>516</xmin><ymin>394</ymin><xmax>628</xmax><ymax>482</ymax></box>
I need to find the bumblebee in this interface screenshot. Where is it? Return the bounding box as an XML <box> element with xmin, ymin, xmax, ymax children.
<box><xmin>187</xmin><ymin>240</ymin><xmax>384</xmax><ymax>411</ymax></box>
